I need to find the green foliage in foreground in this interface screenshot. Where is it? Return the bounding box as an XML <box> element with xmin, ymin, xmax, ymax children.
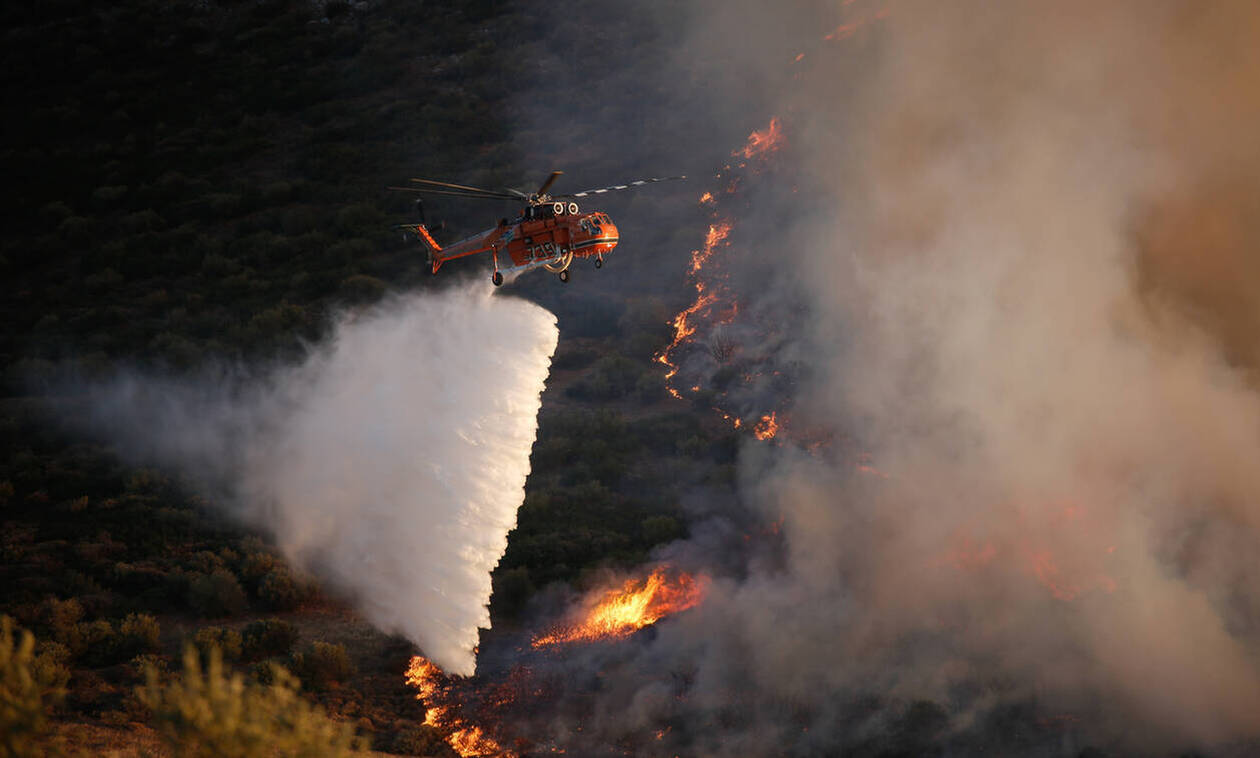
<box><xmin>138</xmin><ymin>645</ymin><xmax>367</xmax><ymax>758</ymax></box>
<box><xmin>1</xmin><ymin>616</ymin><xmax>68</xmax><ymax>758</ymax></box>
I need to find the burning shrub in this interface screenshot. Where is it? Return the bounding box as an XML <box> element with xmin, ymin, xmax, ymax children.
<box><xmin>138</xmin><ymin>645</ymin><xmax>367</xmax><ymax>756</ymax></box>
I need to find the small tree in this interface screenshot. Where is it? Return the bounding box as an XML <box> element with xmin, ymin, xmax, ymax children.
<box><xmin>138</xmin><ymin>645</ymin><xmax>367</xmax><ymax>757</ymax></box>
<box><xmin>1</xmin><ymin>616</ymin><xmax>68</xmax><ymax>758</ymax></box>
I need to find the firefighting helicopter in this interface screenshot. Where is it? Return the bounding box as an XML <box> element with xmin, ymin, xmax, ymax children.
<box><xmin>389</xmin><ymin>171</ymin><xmax>684</xmax><ymax>286</ymax></box>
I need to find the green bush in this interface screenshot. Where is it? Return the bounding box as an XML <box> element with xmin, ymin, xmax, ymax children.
<box><xmin>188</xmin><ymin>570</ymin><xmax>248</xmax><ymax>618</ymax></box>
<box><xmin>292</xmin><ymin>641</ymin><xmax>352</xmax><ymax>691</ymax></box>
<box><xmin>1</xmin><ymin>616</ymin><xmax>68</xmax><ymax>758</ymax></box>
<box><xmin>138</xmin><ymin>645</ymin><xmax>367</xmax><ymax>757</ymax></box>
<box><xmin>241</xmin><ymin>619</ymin><xmax>298</xmax><ymax>662</ymax></box>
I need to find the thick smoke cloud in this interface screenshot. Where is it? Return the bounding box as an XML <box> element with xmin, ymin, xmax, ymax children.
<box><xmin>82</xmin><ymin>285</ymin><xmax>557</xmax><ymax>675</ymax></box>
<box><xmin>504</xmin><ymin>0</ymin><xmax>1260</xmax><ymax>753</ymax></box>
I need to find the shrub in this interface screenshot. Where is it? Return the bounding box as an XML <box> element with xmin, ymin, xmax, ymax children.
<box><xmin>117</xmin><ymin>613</ymin><xmax>161</xmax><ymax>658</ymax></box>
<box><xmin>42</xmin><ymin>596</ymin><xmax>84</xmax><ymax>645</ymax></box>
<box><xmin>187</xmin><ymin>570</ymin><xmax>248</xmax><ymax>618</ymax></box>
<box><xmin>258</xmin><ymin>569</ymin><xmax>301</xmax><ymax>611</ymax></box>
<box><xmin>138</xmin><ymin>645</ymin><xmax>367</xmax><ymax>757</ymax></box>
<box><xmin>242</xmin><ymin>619</ymin><xmax>298</xmax><ymax>661</ymax></box>
<box><xmin>239</xmin><ymin>551</ymin><xmax>280</xmax><ymax>591</ymax></box>
<box><xmin>292</xmin><ymin>641</ymin><xmax>352</xmax><ymax>691</ymax></box>
<box><xmin>76</xmin><ymin>618</ymin><xmax>118</xmax><ymax>666</ymax></box>
<box><xmin>194</xmin><ymin>627</ymin><xmax>244</xmax><ymax>664</ymax></box>
<box><xmin>130</xmin><ymin>653</ymin><xmax>168</xmax><ymax>683</ymax></box>
<box><xmin>389</xmin><ymin>725</ymin><xmax>453</xmax><ymax>756</ymax></box>
<box><xmin>1</xmin><ymin>616</ymin><xmax>68</xmax><ymax>758</ymax></box>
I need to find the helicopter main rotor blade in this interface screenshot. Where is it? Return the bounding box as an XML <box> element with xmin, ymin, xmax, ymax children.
<box><xmin>556</xmin><ymin>175</ymin><xmax>687</xmax><ymax>198</ymax></box>
<box><xmin>504</xmin><ymin>187</ymin><xmax>530</xmax><ymax>200</ymax></box>
<box><xmin>535</xmin><ymin>170</ymin><xmax>564</xmax><ymax>197</ymax></box>
<box><xmin>409</xmin><ymin>177</ymin><xmax>516</xmax><ymax>196</ymax></box>
<box><xmin>387</xmin><ymin>186</ymin><xmax>519</xmax><ymax>200</ymax></box>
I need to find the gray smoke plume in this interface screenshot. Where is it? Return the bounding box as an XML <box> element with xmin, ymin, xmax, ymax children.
<box><xmin>493</xmin><ymin>0</ymin><xmax>1260</xmax><ymax>753</ymax></box>
<box><xmin>83</xmin><ymin>284</ymin><xmax>557</xmax><ymax>675</ymax></box>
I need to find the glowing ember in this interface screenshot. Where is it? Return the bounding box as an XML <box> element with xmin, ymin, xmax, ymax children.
<box><xmin>937</xmin><ymin>505</ymin><xmax>1119</xmax><ymax>602</ymax></box>
<box><xmin>824</xmin><ymin>22</ymin><xmax>862</xmax><ymax>41</ymax></box>
<box><xmin>753</xmin><ymin>412</ymin><xmax>779</xmax><ymax>441</ymax></box>
<box><xmin>698</xmin><ymin>191</ymin><xmax>715</xmax><ymax>204</ymax></box>
<box><xmin>532</xmin><ymin>567</ymin><xmax>708</xmax><ymax>648</ymax></box>
<box><xmin>737</xmin><ymin>117</ymin><xmax>785</xmax><ymax>160</ymax></box>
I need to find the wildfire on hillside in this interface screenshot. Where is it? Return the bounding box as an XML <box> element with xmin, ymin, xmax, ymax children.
<box><xmin>738</xmin><ymin>117</ymin><xmax>785</xmax><ymax>161</ymax></box>
<box><xmin>406</xmin><ymin>565</ymin><xmax>708</xmax><ymax>756</ymax></box>
<box><xmin>653</xmin><ymin>116</ymin><xmax>789</xmax><ymax>431</ymax></box>
<box><xmin>532</xmin><ymin>566</ymin><xmax>709</xmax><ymax>648</ymax></box>
<box><xmin>405</xmin><ymin>657</ymin><xmax>517</xmax><ymax>758</ymax></box>
<box><xmin>752</xmin><ymin>412</ymin><xmax>779</xmax><ymax>441</ymax></box>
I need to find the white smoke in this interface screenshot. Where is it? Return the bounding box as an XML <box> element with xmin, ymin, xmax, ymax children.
<box><xmin>84</xmin><ymin>284</ymin><xmax>557</xmax><ymax>675</ymax></box>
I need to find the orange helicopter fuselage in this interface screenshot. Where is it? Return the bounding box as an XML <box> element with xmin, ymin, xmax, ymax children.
<box><xmin>412</xmin><ymin>203</ymin><xmax>619</xmax><ymax>282</ymax></box>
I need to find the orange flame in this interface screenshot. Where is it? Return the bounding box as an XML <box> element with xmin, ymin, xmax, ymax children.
<box><xmin>405</xmin><ymin>657</ymin><xmax>516</xmax><ymax>758</ymax></box>
<box><xmin>532</xmin><ymin>567</ymin><xmax>708</xmax><ymax>648</ymax></box>
<box><xmin>753</xmin><ymin>412</ymin><xmax>779</xmax><ymax>441</ymax></box>
<box><xmin>737</xmin><ymin>117</ymin><xmax>785</xmax><ymax>160</ymax></box>
<box><xmin>656</xmin><ymin>286</ymin><xmax>719</xmax><ymax>399</ymax></box>
<box><xmin>692</xmin><ymin>221</ymin><xmax>732</xmax><ymax>274</ymax></box>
